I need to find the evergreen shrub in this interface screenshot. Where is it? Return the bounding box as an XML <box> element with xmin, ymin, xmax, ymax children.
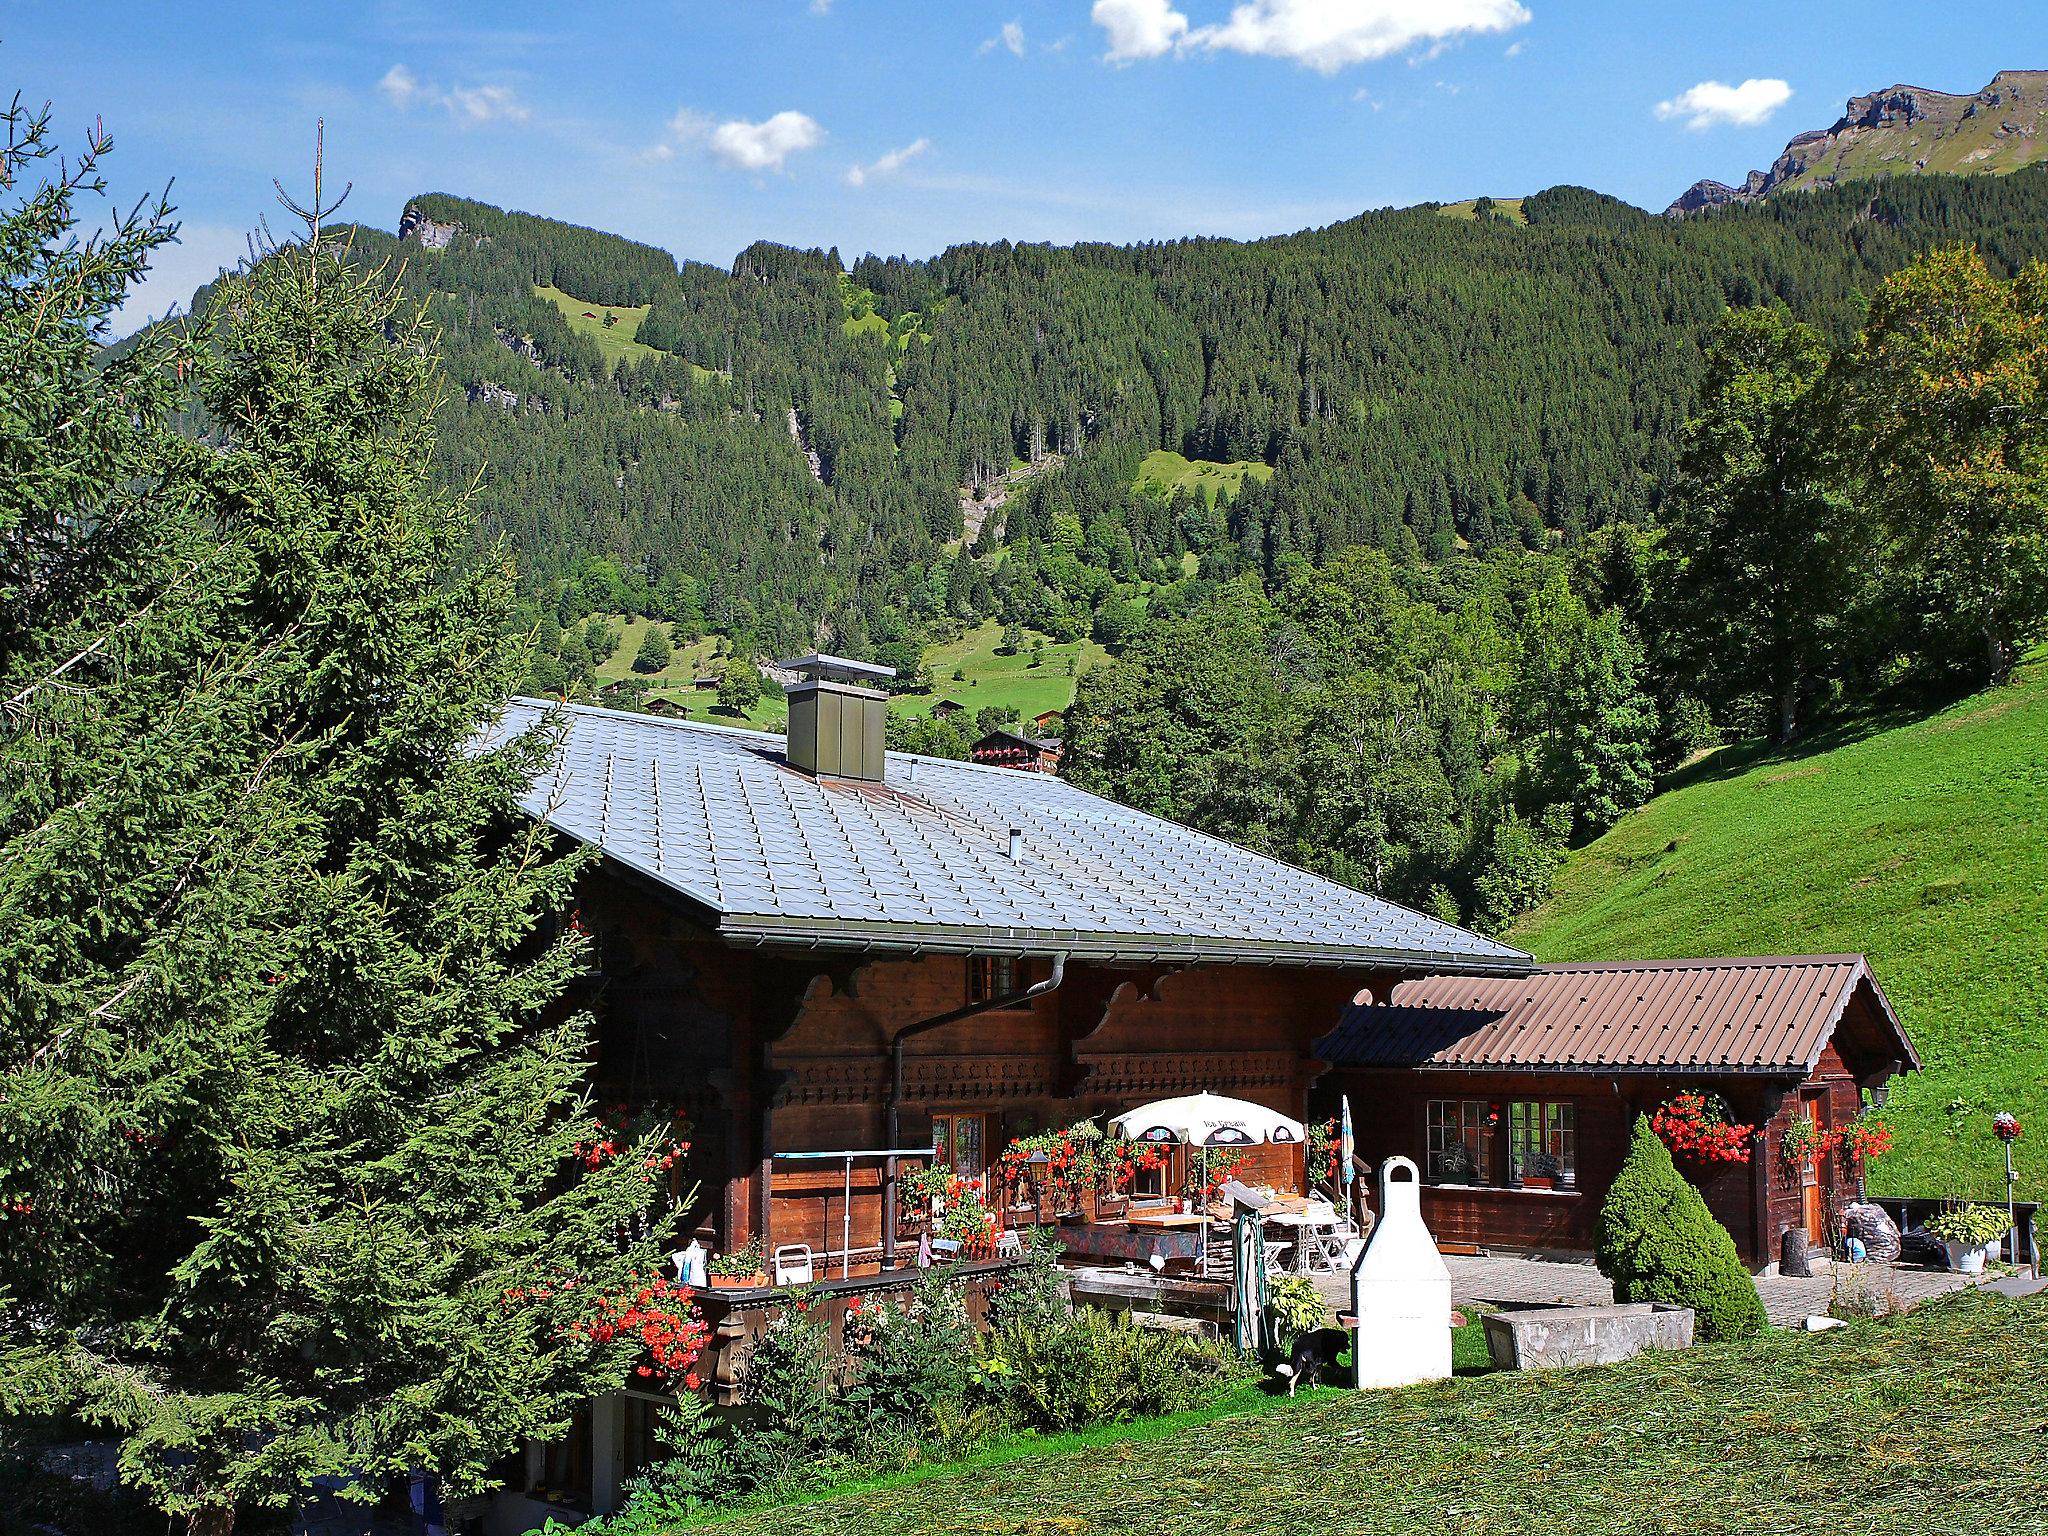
<box><xmin>1596</xmin><ymin>1116</ymin><xmax>1768</xmax><ymax>1341</ymax></box>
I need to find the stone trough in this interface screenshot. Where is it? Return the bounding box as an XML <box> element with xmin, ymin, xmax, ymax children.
<box><xmin>1482</xmin><ymin>1302</ymin><xmax>1694</xmax><ymax>1371</ymax></box>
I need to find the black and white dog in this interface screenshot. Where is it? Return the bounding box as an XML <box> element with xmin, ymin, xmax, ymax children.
<box><xmin>1269</xmin><ymin>1328</ymin><xmax>1350</xmax><ymax>1396</ymax></box>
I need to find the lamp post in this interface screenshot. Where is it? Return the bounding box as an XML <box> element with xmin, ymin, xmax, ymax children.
<box><xmin>1993</xmin><ymin>1113</ymin><xmax>2024</xmax><ymax>1271</ymax></box>
<box><xmin>1027</xmin><ymin>1147</ymin><xmax>1050</xmax><ymax>1226</ymax></box>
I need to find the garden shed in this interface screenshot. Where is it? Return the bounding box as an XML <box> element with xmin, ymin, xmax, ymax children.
<box><xmin>1314</xmin><ymin>956</ymin><xmax>1918</xmax><ymax>1268</ymax></box>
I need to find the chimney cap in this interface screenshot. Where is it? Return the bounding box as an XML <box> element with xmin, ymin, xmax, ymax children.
<box><xmin>778</xmin><ymin>653</ymin><xmax>897</xmax><ymax>685</ymax></box>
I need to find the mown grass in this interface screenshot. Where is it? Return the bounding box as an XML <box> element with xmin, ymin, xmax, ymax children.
<box><xmin>533</xmin><ymin>284</ymin><xmax>666</xmax><ymax>373</ymax></box>
<box><xmin>1132</xmin><ymin>449</ymin><xmax>1273</xmax><ymax>508</ymax></box>
<box><xmin>585</xmin><ymin>620</ymin><xmax>788</xmax><ymax>730</ymax></box>
<box><xmin>1514</xmin><ymin>654</ymin><xmax>2048</xmax><ymax>1202</ymax></box>
<box><xmin>909</xmin><ymin>621</ymin><xmax>1107</xmax><ymax>723</ymax></box>
<box><xmin>685</xmin><ymin>1291</ymin><xmax>2044</xmax><ymax>1535</ymax></box>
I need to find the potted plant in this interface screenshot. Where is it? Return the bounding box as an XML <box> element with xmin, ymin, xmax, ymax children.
<box><xmin>707</xmin><ymin>1238</ymin><xmax>767</xmax><ymax>1289</ymax></box>
<box><xmin>1924</xmin><ymin>1204</ymin><xmax>2010</xmax><ymax>1274</ymax></box>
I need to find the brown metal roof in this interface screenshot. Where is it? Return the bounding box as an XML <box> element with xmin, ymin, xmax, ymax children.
<box><xmin>1315</xmin><ymin>955</ymin><xmax>1918</xmax><ymax>1077</ymax></box>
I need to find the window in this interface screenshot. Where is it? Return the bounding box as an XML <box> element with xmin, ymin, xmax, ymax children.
<box><xmin>932</xmin><ymin>1111</ymin><xmax>989</xmax><ymax>1179</ymax></box>
<box><xmin>967</xmin><ymin>955</ymin><xmax>1018</xmax><ymax>1004</ymax></box>
<box><xmin>1509</xmin><ymin>1101</ymin><xmax>1577</xmax><ymax>1189</ymax></box>
<box><xmin>1426</xmin><ymin>1100</ymin><xmax>1488</xmax><ymax>1184</ymax></box>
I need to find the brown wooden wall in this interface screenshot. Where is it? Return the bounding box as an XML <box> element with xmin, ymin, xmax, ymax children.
<box><xmin>580</xmin><ymin>862</ymin><xmax>1388</xmax><ymax>1271</ymax></box>
<box><xmin>1319</xmin><ymin>1057</ymin><xmax>1873</xmax><ymax>1270</ymax></box>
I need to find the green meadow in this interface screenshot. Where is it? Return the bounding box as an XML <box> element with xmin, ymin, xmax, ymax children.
<box><xmin>1515</xmin><ymin>654</ymin><xmax>2048</xmax><ymax>1201</ymax></box>
<box><xmin>1132</xmin><ymin>449</ymin><xmax>1274</xmax><ymax>507</ymax></box>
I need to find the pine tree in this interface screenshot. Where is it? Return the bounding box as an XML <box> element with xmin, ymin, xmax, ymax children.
<box><xmin>2</xmin><ymin>140</ymin><xmax>685</xmax><ymax>1533</ymax></box>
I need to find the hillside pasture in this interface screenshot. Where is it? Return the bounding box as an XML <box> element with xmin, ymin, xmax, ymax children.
<box><xmin>1514</xmin><ymin>655</ymin><xmax>2048</xmax><ymax>1201</ymax></box>
<box><xmin>1438</xmin><ymin>196</ymin><xmax>1529</xmax><ymax>223</ymax></box>
<box><xmin>907</xmin><ymin>621</ymin><xmax>1105</xmax><ymax>723</ymax></box>
<box><xmin>533</xmin><ymin>284</ymin><xmax>665</xmax><ymax>373</ymax></box>
<box><xmin>1132</xmin><ymin>449</ymin><xmax>1273</xmax><ymax>507</ymax></box>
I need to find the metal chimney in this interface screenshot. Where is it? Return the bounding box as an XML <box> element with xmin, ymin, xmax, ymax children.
<box><xmin>778</xmin><ymin>653</ymin><xmax>896</xmax><ymax>782</ymax></box>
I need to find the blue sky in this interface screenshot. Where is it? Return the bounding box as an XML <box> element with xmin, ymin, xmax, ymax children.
<box><xmin>11</xmin><ymin>1</ymin><xmax>2035</xmax><ymax>332</ymax></box>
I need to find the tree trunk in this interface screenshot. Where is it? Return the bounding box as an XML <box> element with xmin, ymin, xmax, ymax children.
<box><xmin>1986</xmin><ymin>623</ymin><xmax>2015</xmax><ymax>687</ymax></box>
<box><xmin>188</xmin><ymin>1505</ymin><xmax>235</xmax><ymax>1536</ymax></box>
<box><xmin>1776</xmin><ymin>675</ymin><xmax>1801</xmax><ymax>744</ymax></box>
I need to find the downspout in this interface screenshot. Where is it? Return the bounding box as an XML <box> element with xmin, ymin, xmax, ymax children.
<box><xmin>883</xmin><ymin>952</ymin><xmax>1068</xmax><ymax>1266</ymax></box>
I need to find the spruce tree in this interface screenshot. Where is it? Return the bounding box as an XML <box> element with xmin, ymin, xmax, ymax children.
<box><xmin>633</xmin><ymin>621</ymin><xmax>674</xmax><ymax>674</ymax></box>
<box><xmin>2</xmin><ymin>141</ymin><xmax>684</xmax><ymax>1534</ymax></box>
<box><xmin>1596</xmin><ymin>1117</ymin><xmax>1767</xmax><ymax>1342</ymax></box>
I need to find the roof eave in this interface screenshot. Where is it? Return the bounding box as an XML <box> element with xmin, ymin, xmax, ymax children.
<box><xmin>717</xmin><ymin>914</ymin><xmax>1534</xmax><ymax>974</ymax></box>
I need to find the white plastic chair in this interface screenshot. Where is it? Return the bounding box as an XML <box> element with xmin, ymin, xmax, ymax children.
<box><xmin>994</xmin><ymin>1228</ymin><xmax>1024</xmax><ymax>1259</ymax></box>
<box><xmin>772</xmin><ymin>1243</ymin><xmax>814</xmax><ymax>1285</ymax></box>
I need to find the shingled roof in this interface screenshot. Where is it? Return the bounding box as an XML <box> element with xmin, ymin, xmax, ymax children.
<box><xmin>1315</xmin><ymin>956</ymin><xmax>1917</xmax><ymax>1077</ymax></box>
<box><xmin>488</xmin><ymin>700</ymin><xmax>1531</xmax><ymax>973</ymax></box>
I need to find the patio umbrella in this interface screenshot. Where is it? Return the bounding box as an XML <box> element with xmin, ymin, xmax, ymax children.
<box><xmin>1340</xmin><ymin>1095</ymin><xmax>1356</xmax><ymax>1199</ymax></box>
<box><xmin>1110</xmin><ymin>1091</ymin><xmax>1306</xmax><ymax>1148</ymax></box>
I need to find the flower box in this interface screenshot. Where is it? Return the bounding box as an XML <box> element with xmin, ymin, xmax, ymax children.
<box><xmin>708</xmin><ymin>1271</ymin><xmax>768</xmax><ymax>1290</ymax></box>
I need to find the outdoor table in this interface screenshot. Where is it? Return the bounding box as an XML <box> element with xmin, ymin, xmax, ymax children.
<box><xmin>1123</xmin><ymin>1211</ymin><xmax>1211</xmax><ymax>1229</ymax></box>
<box><xmin>1262</xmin><ymin>1208</ymin><xmax>1340</xmax><ymax>1273</ymax></box>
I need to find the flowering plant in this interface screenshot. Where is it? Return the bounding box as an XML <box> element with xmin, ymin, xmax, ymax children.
<box><xmin>1838</xmin><ymin>1115</ymin><xmax>1894</xmax><ymax>1163</ymax></box>
<box><xmin>1306</xmin><ymin>1117</ymin><xmax>1342</xmax><ymax>1197</ymax></box>
<box><xmin>1994</xmin><ymin>1112</ymin><xmax>2024</xmax><ymax>1144</ymax></box>
<box><xmin>503</xmin><ymin>1272</ymin><xmax>709</xmax><ymax>1392</ymax></box>
<box><xmin>1781</xmin><ymin>1115</ymin><xmax>1847</xmax><ymax>1166</ymax></box>
<box><xmin>904</xmin><ymin>1162</ymin><xmax>1000</xmax><ymax>1257</ymax></box>
<box><xmin>575</xmin><ymin>1101</ymin><xmax>691</xmax><ymax>1184</ymax></box>
<box><xmin>1651</xmin><ymin>1093</ymin><xmax>1755</xmax><ymax>1164</ymax></box>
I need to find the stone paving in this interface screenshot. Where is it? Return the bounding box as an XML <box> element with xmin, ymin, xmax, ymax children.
<box><xmin>1315</xmin><ymin>1250</ymin><xmax>1989</xmax><ymax>1328</ymax></box>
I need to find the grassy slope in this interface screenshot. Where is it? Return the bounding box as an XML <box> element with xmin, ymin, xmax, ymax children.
<box><xmin>1133</xmin><ymin>449</ymin><xmax>1274</xmax><ymax>507</ymax></box>
<box><xmin>1437</xmin><ymin>196</ymin><xmax>1530</xmax><ymax>223</ymax></box>
<box><xmin>1512</xmin><ymin>656</ymin><xmax>2048</xmax><ymax>1201</ymax></box>
<box><xmin>532</xmin><ymin>284</ymin><xmax>664</xmax><ymax>373</ymax></box>
<box><xmin>691</xmin><ymin>1291</ymin><xmax>2045</xmax><ymax>1536</ymax></box>
<box><xmin>581</xmin><ymin>617</ymin><xmax>1104</xmax><ymax>730</ymax></box>
<box><xmin>907</xmin><ymin>621</ymin><xmax>1106</xmax><ymax>722</ymax></box>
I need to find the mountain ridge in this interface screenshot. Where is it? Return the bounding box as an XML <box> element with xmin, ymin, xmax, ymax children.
<box><xmin>1668</xmin><ymin>68</ymin><xmax>2048</xmax><ymax>215</ymax></box>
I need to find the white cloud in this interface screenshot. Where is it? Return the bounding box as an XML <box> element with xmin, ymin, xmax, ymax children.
<box><xmin>379</xmin><ymin>63</ymin><xmax>528</xmax><ymax>123</ymax></box>
<box><xmin>654</xmin><ymin>108</ymin><xmax>826</xmax><ymax>172</ymax></box>
<box><xmin>1188</xmin><ymin>0</ymin><xmax>1530</xmax><ymax>73</ymax></box>
<box><xmin>1094</xmin><ymin>0</ymin><xmax>1189</xmax><ymax>62</ymax></box>
<box><xmin>982</xmin><ymin>20</ymin><xmax>1028</xmax><ymax>56</ymax></box>
<box><xmin>379</xmin><ymin>64</ymin><xmax>422</xmax><ymax>108</ymax></box>
<box><xmin>1504</xmin><ymin>39</ymin><xmax>1522</xmax><ymax>56</ymax></box>
<box><xmin>1093</xmin><ymin>0</ymin><xmax>1530</xmax><ymax>73</ymax></box>
<box><xmin>846</xmin><ymin>136</ymin><xmax>931</xmax><ymax>187</ymax></box>
<box><xmin>811</xmin><ymin>0</ymin><xmax>832</xmax><ymax>11</ymax></box>
<box><xmin>1654</xmin><ymin>77</ymin><xmax>1792</xmax><ymax>130</ymax></box>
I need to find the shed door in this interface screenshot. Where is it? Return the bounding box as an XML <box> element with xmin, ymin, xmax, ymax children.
<box><xmin>1799</xmin><ymin>1094</ymin><xmax>1828</xmax><ymax>1246</ymax></box>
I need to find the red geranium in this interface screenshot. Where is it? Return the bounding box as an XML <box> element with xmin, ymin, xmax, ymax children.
<box><xmin>1651</xmin><ymin>1093</ymin><xmax>1756</xmax><ymax>1164</ymax></box>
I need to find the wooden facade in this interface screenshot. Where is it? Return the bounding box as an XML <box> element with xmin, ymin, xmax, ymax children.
<box><xmin>1320</xmin><ymin>995</ymin><xmax>1907</xmax><ymax>1270</ymax></box>
<box><xmin>578</xmin><ymin>862</ymin><xmax>1385</xmax><ymax>1272</ymax></box>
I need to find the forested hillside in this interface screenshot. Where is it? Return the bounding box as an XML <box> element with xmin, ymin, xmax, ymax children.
<box><xmin>158</xmin><ymin>170</ymin><xmax>2048</xmax><ymax>679</ymax></box>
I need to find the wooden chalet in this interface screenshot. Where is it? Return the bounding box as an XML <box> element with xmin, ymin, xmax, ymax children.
<box><xmin>494</xmin><ymin>655</ymin><xmax>1528</xmax><ymax>1277</ymax></box>
<box><xmin>969</xmin><ymin>726</ymin><xmax>1062</xmax><ymax>772</ymax></box>
<box><xmin>477</xmin><ymin>655</ymin><xmax>1531</xmax><ymax>1525</ymax></box>
<box><xmin>1314</xmin><ymin>957</ymin><xmax>1918</xmax><ymax>1269</ymax></box>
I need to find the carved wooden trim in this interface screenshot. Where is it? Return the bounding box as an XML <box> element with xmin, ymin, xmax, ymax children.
<box><xmin>1072</xmin><ymin>1049</ymin><xmax>1303</xmax><ymax>1102</ymax></box>
<box><xmin>773</xmin><ymin>1052</ymin><xmax>1059</xmax><ymax>1107</ymax></box>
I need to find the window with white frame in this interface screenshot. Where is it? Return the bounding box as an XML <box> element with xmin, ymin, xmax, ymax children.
<box><xmin>1509</xmin><ymin>1100</ymin><xmax>1576</xmax><ymax>1189</ymax></box>
<box><xmin>1426</xmin><ymin>1099</ymin><xmax>1488</xmax><ymax>1184</ymax></box>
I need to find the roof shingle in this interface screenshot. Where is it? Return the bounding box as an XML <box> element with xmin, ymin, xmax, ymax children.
<box><xmin>490</xmin><ymin>700</ymin><xmax>1531</xmax><ymax>973</ymax></box>
<box><xmin>1315</xmin><ymin>955</ymin><xmax>1917</xmax><ymax>1076</ymax></box>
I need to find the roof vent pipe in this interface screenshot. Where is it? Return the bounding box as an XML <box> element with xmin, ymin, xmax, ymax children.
<box><xmin>1008</xmin><ymin>827</ymin><xmax>1023</xmax><ymax>861</ymax></box>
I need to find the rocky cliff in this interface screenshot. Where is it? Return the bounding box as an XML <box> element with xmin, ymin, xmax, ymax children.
<box><xmin>1666</xmin><ymin>70</ymin><xmax>2048</xmax><ymax>215</ymax></box>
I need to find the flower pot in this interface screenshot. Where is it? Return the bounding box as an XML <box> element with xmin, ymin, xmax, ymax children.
<box><xmin>1942</xmin><ymin>1240</ymin><xmax>1987</xmax><ymax>1275</ymax></box>
<box><xmin>709</xmin><ymin>1271</ymin><xmax>768</xmax><ymax>1290</ymax></box>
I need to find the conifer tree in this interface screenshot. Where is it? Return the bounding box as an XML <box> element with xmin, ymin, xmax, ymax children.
<box><xmin>1</xmin><ymin>134</ymin><xmax>683</xmax><ymax>1533</ymax></box>
<box><xmin>1596</xmin><ymin>1117</ymin><xmax>1766</xmax><ymax>1342</ymax></box>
